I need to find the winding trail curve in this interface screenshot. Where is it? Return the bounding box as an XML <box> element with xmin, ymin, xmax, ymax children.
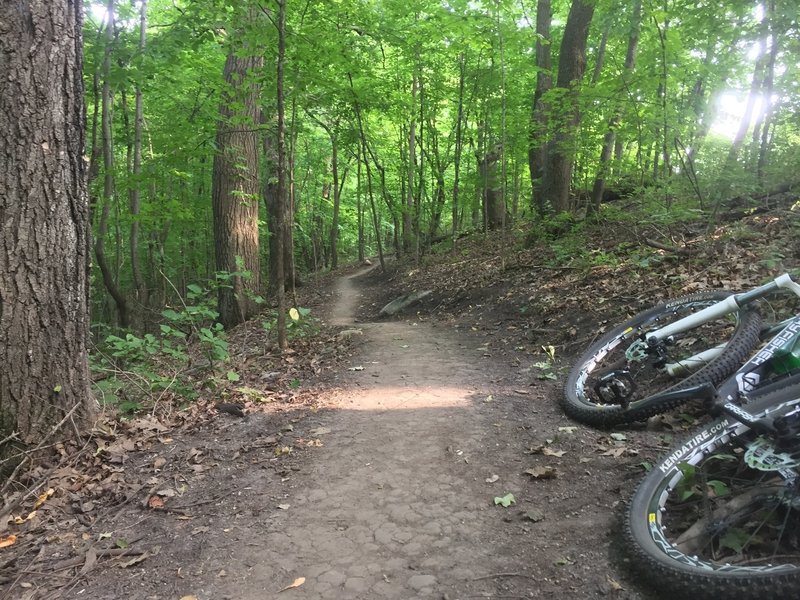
<box><xmin>223</xmin><ymin>266</ymin><xmax>524</xmax><ymax>598</ymax></box>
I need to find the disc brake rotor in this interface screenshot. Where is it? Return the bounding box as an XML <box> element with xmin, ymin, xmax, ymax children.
<box><xmin>745</xmin><ymin>436</ymin><xmax>800</xmax><ymax>471</ymax></box>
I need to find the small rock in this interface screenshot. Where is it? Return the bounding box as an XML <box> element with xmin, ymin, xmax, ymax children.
<box><xmin>408</xmin><ymin>574</ymin><xmax>437</xmax><ymax>590</ymax></box>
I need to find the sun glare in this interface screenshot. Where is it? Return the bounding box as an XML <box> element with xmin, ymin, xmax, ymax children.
<box><xmin>710</xmin><ymin>91</ymin><xmax>775</xmax><ymax>140</ymax></box>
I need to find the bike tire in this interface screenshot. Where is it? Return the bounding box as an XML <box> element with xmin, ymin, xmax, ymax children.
<box><xmin>563</xmin><ymin>291</ymin><xmax>763</xmax><ymax>427</ymax></box>
<box><xmin>624</xmin><ymin>371</ymin><xmax>800</xmax><ymax>599</ymax></box>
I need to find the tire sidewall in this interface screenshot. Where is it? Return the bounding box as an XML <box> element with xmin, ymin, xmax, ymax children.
<box><xmin>627</xmin><ymin>415</ymin><xmax>800</xmax><ymax>588</ymax></box>
<box><xmin>563</xmin><ymin>291</ymin><xmax>734</xmax><ymax>413</ymax></box>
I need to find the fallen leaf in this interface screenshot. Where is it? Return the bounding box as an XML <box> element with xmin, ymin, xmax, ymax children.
<box><xmin>179</xmin><ymin>596</ymin><xmax>198</xmax><ymax>600</ymax></box>
<box><xmin>279</xmin><ymin>577</ymin><xmax>306</xmax><ymax>592</ymax></box>
<box><xmin>153</xmin><ymin>457</ymin><xmax>167</xmax><ymax>470</ymax></box>
<box><xmin>348</xmin><ymin>366</ymin><xmax>364</xmax><ymax>371</ymax></box>
<box><xmin>33</xmin><ymin>488</ymin><xmax>55</xmax><ymax>509</ymax></box>
<box><xmin>277</xmin><ymin>504</ymin><xmax>290</xmax><ymax>510</ymax></box>
<box><xmin>14</xmin><ymin>511</ymin><xmax>37</xmax><ymax>524</ymax></box>
<box><xmin>607</xmin><ymin>574</ymin><xmax>625</xmax><ymax>591</ymax></box>
<box><xmin>80</xmin><ymin>547</ymin><xmax>97</xmax><ymax>575</ymax></box>
<box><xmin>310</xmin><ymin>427</ymin><xmax>331</xmax><ymax>436</ymax></box>
<box><xmin>601</xmin><ymin>447</ymin><xmax>626</xmax><ymax>458</ymax></box>
<box><xmin>610</xmin><ymin>433</ymin><xmax>627</xmax><ymax>441</ymax></box>
<box><xmin>542</xmin><ymin>447</ymin><xmax>566</xmax><ymax>457</ymax></box>
<box><xmin>119</xmin><ymin>553</ymin><xmax>149</xmax><ymax>568</ymax></box>
<box><xmin>485</xmin><ymin>474</ymin><xmax>500</xmax><ymax>483</ymax></box>
<box><xmin>147</xmin><ymin>496</ymin><xmax>165</xmax><ymax>509</ymax></box>
<box><xmin>524</xmin><ymin>509</ymin><xmax>545</xmax><ymax>522</ymax></box>
<box><xmin>493</xmin><ymin>493</ymin><xmax>515</xmax><ymax>507</ymax></box>
<box><xmin>558</xmin><ymin>426</ymin><xmax>578</xmax><ymax>433</ymax></box>
<box><xmin>0</xmin><ymin>534</ymin><xmax>17</xmax><ymax>549</ymax></box>
<box><xmin>524</xmin><ymin>466</ymin><xmax>558</xmax><ymax>480</ymax></box>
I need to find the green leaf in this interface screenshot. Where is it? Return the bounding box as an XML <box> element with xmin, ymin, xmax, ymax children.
<box><xmin>226</xmin><ymin>370</ymin><xmax>240</xmax><ymax>382</ymax></box>
<box><xmin>493</xmin><ymin>493</ymin><xmax>515</xmax><ymax>507</ymax></box>
<box><xmin>706</xmin><ymin>479</ymin><xmax>730</xmax><ymax>497</ymax></box>
<box><xmin>610</xmin><ymin>433</ymin><xmax>627</xmax><ymax>441</ymax></box>
<box><xmin>719</xmin><ymin>528</ymin><xmax>750</xmax><ymax>553</ymax></box>
<box><xmin>162</xmin><ymin>309</ymin><xmax>182</xmax><ymax>321</ymax></box>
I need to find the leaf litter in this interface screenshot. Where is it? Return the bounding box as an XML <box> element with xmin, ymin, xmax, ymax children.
<box><xmin>2</xmin><ymin>205</ymin><xmax>797</xmax><ymax>597</ymax></box>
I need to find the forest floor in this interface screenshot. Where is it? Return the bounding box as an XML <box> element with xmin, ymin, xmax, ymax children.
<box><xmin>1</xmin><ymin>195</ymin><xmax>799</xmax><ymax>600</ymax></box>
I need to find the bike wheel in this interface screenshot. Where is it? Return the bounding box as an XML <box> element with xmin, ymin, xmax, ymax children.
<box><xmin>563</xmin><ymin>291</ymin><xmax>762</xmax><ymax>427</ymax></box>
<box><xmin>625</xmin><ymin>374</ymin><xmax>800</xmax><ymax>599</ymax></box>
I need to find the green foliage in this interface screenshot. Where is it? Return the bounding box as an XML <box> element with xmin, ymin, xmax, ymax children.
<box><xmin>91</xmin><ymin>274</ymin><xmax>248</xmax><ymax>415</ymax></box>
<box><xmin>85</xmin><ymin>0</ymin><xmax>800</xmax><ymax>342</ymax></box>
<box><xmin>263</xmin><ymin>306</ymin><xmax>319</xmax><ymax>340</ymax></box>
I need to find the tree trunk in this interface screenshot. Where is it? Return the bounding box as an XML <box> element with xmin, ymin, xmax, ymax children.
<box><xmin>357</xmin><ymin>155</ymin><xmax>365</xmax><ymax>262</ymax></box>
<box><xmin>591</xmin><ymin>21</ymin><xmax>610</xmax><ymax>85</ymax></box>
<box><xmin>452</xmin><ymin>53</ymin><xmax>466</xmax><ymax>247</ymax></box>
<box><xmin>275</xmin><ymin>0</ymin><xmax>288</xmax><ymax>349</ymax></box>
<box><xmin>130</xmin><ymin>0</ymin><xmax>148</xmax><ymax>306</ymax></box>
<box><xmin>405</xmin><ymin>74</ymin><xmax>418</xmax><ymax>254</ymax></box>
<box><xmin>755</xmin><ymin>0</ymin><xmax>777</xmax><ymax>182</ymax></box>
<box><xmin>590</xmin><ymin>0</ymin><xmax>642</xmax><ymax>212</ymax></box>
<box><xmin>528</xmin><ymin>0</ymin><xmax>552</xmax><ymax>214</ymax></box>
<box><xmin>95</xmin><ymin>0</ymin><xmax>129</xmax><ymax>328</ymax></box>
<box><xmin>478</xmin><ymin>146</ymin><xmax>504</xmax><ymax>230</ymax></box>
<box><xmin>726</xmin><ymin>17</ymin><xmax>768</xmax><ymax>168</ymax></box>
<box><xmin>540</xmin><ymin>0</ymin><xmax>595</xmax><ymax>214</ymax></box>
<box><xmin>0</xmin><ymin>0</ymin><xmax>95</xmax><ymax>441</ymax></box>
<box><xmin>349</xmin><ymin>73</ymin><xmax>386</xmax><ymax>271</ymax></box>
<box><xmin>330</xmin><ymin>134</ymin><xmax>341</xmax><ymax>269</ymax></box>
<box><xmin>212</xmin><ymin>21</ymin><xmax>263</xmax><ymax>329</ymax></box>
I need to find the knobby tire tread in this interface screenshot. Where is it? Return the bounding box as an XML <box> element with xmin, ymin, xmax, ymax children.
<box><xmin>562</xmin><ymin>293</ymin><xmax>763</xmax><ymax>427</ymax></box>
<box><xmin>624</xmin><ymin>373</ymin><xmax>800</xmax><ymax>599</ymax></box>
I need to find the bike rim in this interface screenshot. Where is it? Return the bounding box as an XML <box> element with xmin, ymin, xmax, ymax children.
<box><xmin>645</xmin><ymin>409</ymin><xmax>800</xmax><ymax>575</ymax></box>
<box><xmin>573</xmin><ymin>298</ymin><xmax>739</xmax><ymax>408</ymax></box>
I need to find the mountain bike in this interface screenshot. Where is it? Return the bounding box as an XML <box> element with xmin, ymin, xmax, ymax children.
<box><xmin>562</xmin><ymin>273</ymin><xmax>800</xmax><ymax>427</ymax></box>
<box><xmin>624</xmin><ymin>311</ymin><xmax>800</xmax><ymax>599</ymax></box>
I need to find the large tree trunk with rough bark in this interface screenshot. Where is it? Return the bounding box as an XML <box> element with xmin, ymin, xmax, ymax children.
<box><xmin>528</xmin><ymin>0</ymin><xmax>552</xmax><ymax>215</ymax></box>
<box><xmin>212</xmin><ymin>45</ymin><xmax>263</xmax><ymax>329</ymax></box>
<box><xmin>540</xmin><ymin>0</ymin><xmax>594</xmax><ymax>214</ymax></box>
<box><xmin>0</xmin><ymin>0</ymin><xmax>95</xmax><ymax>442</ymax></box>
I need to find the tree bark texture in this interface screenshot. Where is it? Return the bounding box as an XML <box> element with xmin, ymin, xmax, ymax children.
<box><xmin>540</xmin><ymin>0</ymin><xmax>594</xmax><ymax>214</ymax></box>
<box><xmin>95</xmin><ymin>0</ymin><xmax>130</xmax><ymax>328</ymax></box>
<box><xmin>590</xmin><ymin>0</ymin><xmax>642</xmax><ymax>212</ymax></box>
<box><xmin>0</xmin><ymin>0</ymin><xmax>95</xmax><ymax>441</ymax></box>
<box><xmin>130</xmin><ymin>0</ymin><xmax>148</xmax><ymax>305</ymax></box>
<box><xmin>478</xmin><ymin>147</ymin><xmax>504</xmax><ymax>230</ymax></box>
<box><xmin>528</xmin><ymin>0</ymin><xmax>552</xmax><ymax>215</ymax></box>
<box><xmin>404</xmin><ymin>75</ymin><xmax>418</xmax><ymax>255</ymax></box>
<box><xmin>212</xmin><ymin>49</ymin><xmax>263</xmax><ymax>329</ymax></box>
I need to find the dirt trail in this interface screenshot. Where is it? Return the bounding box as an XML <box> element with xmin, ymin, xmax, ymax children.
<box><xmin>64</xmin><ymin>267</ymin><xmax>646</xmax><ymax>600</ymax></box>
<box><xmin>216</xmin><ymin>267</ymin><xmax>525</xmax><ymax>598</ymax></box>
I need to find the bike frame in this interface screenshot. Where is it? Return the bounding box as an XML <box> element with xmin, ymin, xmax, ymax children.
<box><xmin>652</xmin><ymin>273</ymin><xmax>800</xmax><ymax>342</ymax></box>
<box><xmin>641</xmin><ymin>314</ymin><xmax>800</xmax><ymax>425</ymax></box>
<box><xmin>647</xmin><ymin>273</ymin><xmax>800</xmax><ymax>374</ymax></box>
